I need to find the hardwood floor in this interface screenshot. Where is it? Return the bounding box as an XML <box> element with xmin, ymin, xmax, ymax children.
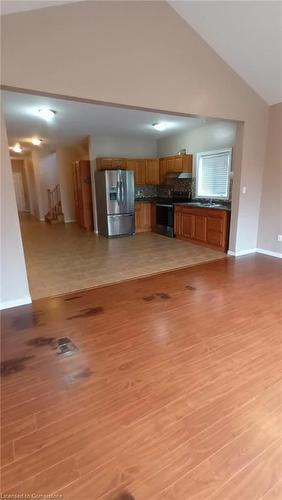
<box><xmin>19</xmin><ymin>213</ymin><xmax>225</xmax><ymax>300</ymax></box>
<box><xmin>1</xmin><ymin>254</ymin><xmax>282</xmax><ymax>499</ymax></box>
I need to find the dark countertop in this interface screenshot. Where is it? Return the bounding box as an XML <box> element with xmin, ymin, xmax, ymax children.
<box><xmin>135</xmin><ymin>197</ymin><xmax>191</xmax><ymax>204</ymax></box>
<box><xmin>135</xmin><ymin>198</ymin><xmax>231</xmax><ymax>211</ymax></box>
<box><xmin>174</xmin><ymin>202</ymin><xmax>231</xmax><ymax>211</ymax></box>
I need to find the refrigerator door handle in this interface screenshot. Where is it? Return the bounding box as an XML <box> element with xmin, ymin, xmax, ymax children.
<box><xmin>117</xmin><ymin>180</ymin><xmax>121</xmax><ymax>205</ymax></box>
<box><xmin>120</xmin><ymin>179</ymin><xmax>124</xmax><ymax>202</ymax></box>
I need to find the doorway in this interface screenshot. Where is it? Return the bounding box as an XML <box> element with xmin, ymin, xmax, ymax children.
<box><xmin>13</xmin><ymin>171</ymin><xmax>27</xmax><ymax>211</ymax></box>
<box><xmin>11</xmin><ymin>159</ymin><xmax>30</xmax><ymax>214</ymax></box>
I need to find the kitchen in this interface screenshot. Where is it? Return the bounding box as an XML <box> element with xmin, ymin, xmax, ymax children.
<box><xmin>4</xmin><ymin>89</ymin><xmax>236</xmax><ymax>299</ymax></box>
<box><xmin>94</xmin><ymin>147</ymin><xmax>232</xmax><ymax>253</ymax></box>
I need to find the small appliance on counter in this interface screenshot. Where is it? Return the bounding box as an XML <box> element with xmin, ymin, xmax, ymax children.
<box><xmin>95</xmin><ymin>170</ymin><xmax>135</xmax><ymax>237</ymax></box>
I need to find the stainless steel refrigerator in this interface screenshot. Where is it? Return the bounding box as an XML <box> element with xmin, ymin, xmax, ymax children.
<box><xmin>95</xmin><ymin>170</ymin><xmax>135</xmax><ymax>237</ymax></box>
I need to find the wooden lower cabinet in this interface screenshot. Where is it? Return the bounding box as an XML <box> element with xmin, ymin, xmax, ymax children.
<box><xmin>151</xmin><ymin>203</ymin><xmax>156</xmax><ymax>232</ymax></box>
<box><xmin>194</xmin><ymin>214</ymin><xmax>207</xmax><ymax>242</ymax></box>
<box><xmin>174</xmin><ymin>205</ymin><xmax>230</xmax><ymax>252</ymax></box>
<box><xmin>182</xmin><ymin>212</ymin><xmax>195</xmax><ymax>239</ymax></box>
<box><xmin>135</xmin><ymin>202</ymin><xmax>152</xmax><ymax>233</ymax></box>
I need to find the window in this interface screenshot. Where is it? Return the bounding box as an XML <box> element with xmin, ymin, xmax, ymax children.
<box><xmin>195</xmin><ymin>148</ymin><xmax>232</xmax><ymax>199</ymax></box>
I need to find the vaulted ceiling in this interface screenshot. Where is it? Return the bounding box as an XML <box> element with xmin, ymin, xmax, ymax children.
<box><xmin>1</xmin><ymin>0</ymin><xmax>281</xmax><ymax>104</ymax></box>
<box><xmin>169</xmin><ymin>1</ymin><xmax>282</xmax><ymax>105</ymax></box>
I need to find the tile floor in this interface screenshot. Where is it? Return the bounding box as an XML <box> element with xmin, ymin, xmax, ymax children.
<box><xmin>20</xmin><ymin>213</ymin><xmax>226</xmax><ymax>300</ymax></box>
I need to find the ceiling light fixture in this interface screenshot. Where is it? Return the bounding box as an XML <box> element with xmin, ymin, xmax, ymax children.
<box><xmin>10</xmin><ymin>142</ymin><xmax>22</xmax><ymax>153</ymax></box>
<box><xmin>31</xmin><ymin>137</ymin><xmax>43</xmax><ymax>146</ymax></box>
<box><xmin>152</xmin><ymin>122</ymin><xmax>168</xmax><ymax>132</ymax></box>
<box><xmin>37</xmin><ymin>108</ymin><xmax>56</xmax><ymax>122</ymax></box>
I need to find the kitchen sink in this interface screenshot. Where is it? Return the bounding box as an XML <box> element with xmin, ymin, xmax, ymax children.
<box><xmin>175</xmin><ymin>201</ymin><xmax>228</xmax><ymax>210</ymax></box>
<box><xmin>187</xmin><ymin>202</ymin><xmax>224</xmax><ymax>208</ymax></box>
<box><xmin>201</xmin><ymin>203</ymin><xmax>223</xmax><ymax>208</ymax></box>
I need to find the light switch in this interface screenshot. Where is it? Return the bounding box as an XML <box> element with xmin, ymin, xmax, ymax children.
<box><xmin>242</xmin><ymin>186</ymin><xmax>247</xmax><ymax>194</ymax></box>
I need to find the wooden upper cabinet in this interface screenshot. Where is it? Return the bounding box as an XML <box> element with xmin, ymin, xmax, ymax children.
<box><xmin>182</xmin><ymin>155</ymin><xmax>193</xmax><ymax>173</ymax></box>
<box><xmin>126</xmin><ymin>159</ymin><xmax>146</xmax><ymax>185</ymax></box>
<box><xmin>125</xmin><ymin>159</ymin><xmax>135</xmax><ymax>171</ymax></box>
<box><xmin>166</xmin><ymin>158</ymin><xmax>174</xmax><ymax>173</ymax></box>
<box><xmin>159</xmin><ymin>158</ymin><xmax>167</xmax><ymax>184</ymax></box>
<box><xmin>136</xmin><ymin>159</ymin><xmax>146</xmax><ymax>185</ymax></box>
<box><xmin>112</xmin><ymin>158</ymin><xmax>127</xmax><ymax>169</ymax></box>
<box><xmin>96</xmin><ymin>154</ymin><xmax>192</xmax><ymax>185</ymax></box>
<box><xmin>96</xmin><ymin>158</ymin><xmax>127</xmax><ymax>170</ymax></box>
<box><xmin>169</xmin><ymin>157</ymin><xmax>183</xmax><ymax>173</ymax></box>
<box><xmin>159</xmin><ymin>155</ymin><xmax>193</xmax><ymax>183</ymax></box>
<box><xmin>145</xmin><ymin>159</ymin><xmax>159</xmax><ymax>185</ymax></box>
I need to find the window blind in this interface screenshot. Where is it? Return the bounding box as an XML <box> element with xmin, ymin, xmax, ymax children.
<box><xmin>196</xmin><ymin>149</ymin><xmax>231</xmax><ymax>199</ymax></box>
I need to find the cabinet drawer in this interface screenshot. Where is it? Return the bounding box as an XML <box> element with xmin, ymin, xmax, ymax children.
<box><xmin>207</xmin><ymin>230</ymin><xmax>223</xmax><ymax>247</ymax></box>
<box><xmin>207</xmin><ymin>217</ymin><xmax>224</xmax><ymax>232</ymax></box>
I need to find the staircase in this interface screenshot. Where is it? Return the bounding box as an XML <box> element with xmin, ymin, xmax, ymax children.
<box><xmin>45</xmin><ymin>185</ymin><xmax>64</xmax><ymax>224</ymax></box>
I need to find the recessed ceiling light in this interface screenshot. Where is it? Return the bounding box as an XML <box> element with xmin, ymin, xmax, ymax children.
<box><xmin>10</xmin><ymin>142</ymin><xmax>22</xmax><ymax>153</ymax></box>
<box><xmin>37</xmin><ymin>108</ymin><xmax>56</xmax><ymax>122</ymax></box>
<box><xmin>31</xmin><ymin>137</ymin><xmax>43</xmax><ymax>146</ymax></box>
<box><xmin>152</xmin><ymin>122</ymin><xmax>168</xmax><ymax>132</ymax></box>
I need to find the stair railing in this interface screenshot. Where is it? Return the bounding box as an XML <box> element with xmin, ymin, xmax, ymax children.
<box><xmin>47</xmin><ymin>184</ymin><xmax>61</xmax><ymax>219</ymax></box>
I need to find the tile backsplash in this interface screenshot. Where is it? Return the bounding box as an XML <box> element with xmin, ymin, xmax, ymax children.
<box><xmin>135</xmin><ymin>179</ymin><xmax>192</xmax><ymax>199</ymax></box>
<box><xmin>135</xmin><ymin>184</ymin><xmax>158</xmax><ymax>199</ymax></box>
<box><xmin>135</xmin><ymin>176</ymin><xmax>232</xmax><ymax>206</ymax></box>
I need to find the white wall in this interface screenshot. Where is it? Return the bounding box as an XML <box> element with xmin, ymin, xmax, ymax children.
<box><xmin>257</xmin><ymin>103</ymin><xmax>282</xmax><ymax>255</ymax></box>
<box><xmin>1</xmin><ymin>0</ymin><xmax>270</xmax><ymax>255</ymax></box>
<box><xmin>1</xmin><ymin>114</ymin><xmax>31</xmax><ymax>309</ymax></box>
<box><xmin>21</xmin><ymin>152</ymin><xmax>59</xmax><ymax>220</ymax></box>
<box><xmin>93</xmin><ymin>135</ymin><xmax>157</xmax><ymax>158</ymax></box>
<box><xmin>157</xmin><ymin>121</ymin><xmax>237</xmax><ymax>158</ymax></box>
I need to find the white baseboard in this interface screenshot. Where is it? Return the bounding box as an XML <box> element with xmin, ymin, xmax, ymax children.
<box><xmin>228</xmin><ymin>248</ymin><xmax>282</xmax><ymax>259</ymax></box>
<box><xmin>228</xmin><ymin>248</ymin><xmax>256</xmax><ymax>257</ymax></box>
<box><xmin>256</xmin><ymin>248</ymin><xmax>282</xmax><ymax>259</ymax></box>
<box><xmin>64</xmin><ymin>219</ymin><xmax>76</xmax><ymax>223</ymax></box>
<box><xmin>0</xmin><ymin>295</ymin><xmax>32</xmax><ymax>310</ymax></box>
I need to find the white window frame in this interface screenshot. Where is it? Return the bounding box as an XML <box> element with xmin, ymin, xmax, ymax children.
<box><xmin>195</xmin><ymin>148</ymin><xmax>232</xmax><ymax>200</ymax></box>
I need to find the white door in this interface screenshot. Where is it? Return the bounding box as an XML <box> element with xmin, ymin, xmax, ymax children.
<box><xmin>13</xmin><ymin>172</ymin><xmax>26</xmax><ymax>212</ymax></box>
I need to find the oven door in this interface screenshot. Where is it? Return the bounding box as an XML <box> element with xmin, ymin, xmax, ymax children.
<box><xmin>155</xmin><ymin>204</ymin><xmax>174</xmax><ymax>237</ymax></box>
